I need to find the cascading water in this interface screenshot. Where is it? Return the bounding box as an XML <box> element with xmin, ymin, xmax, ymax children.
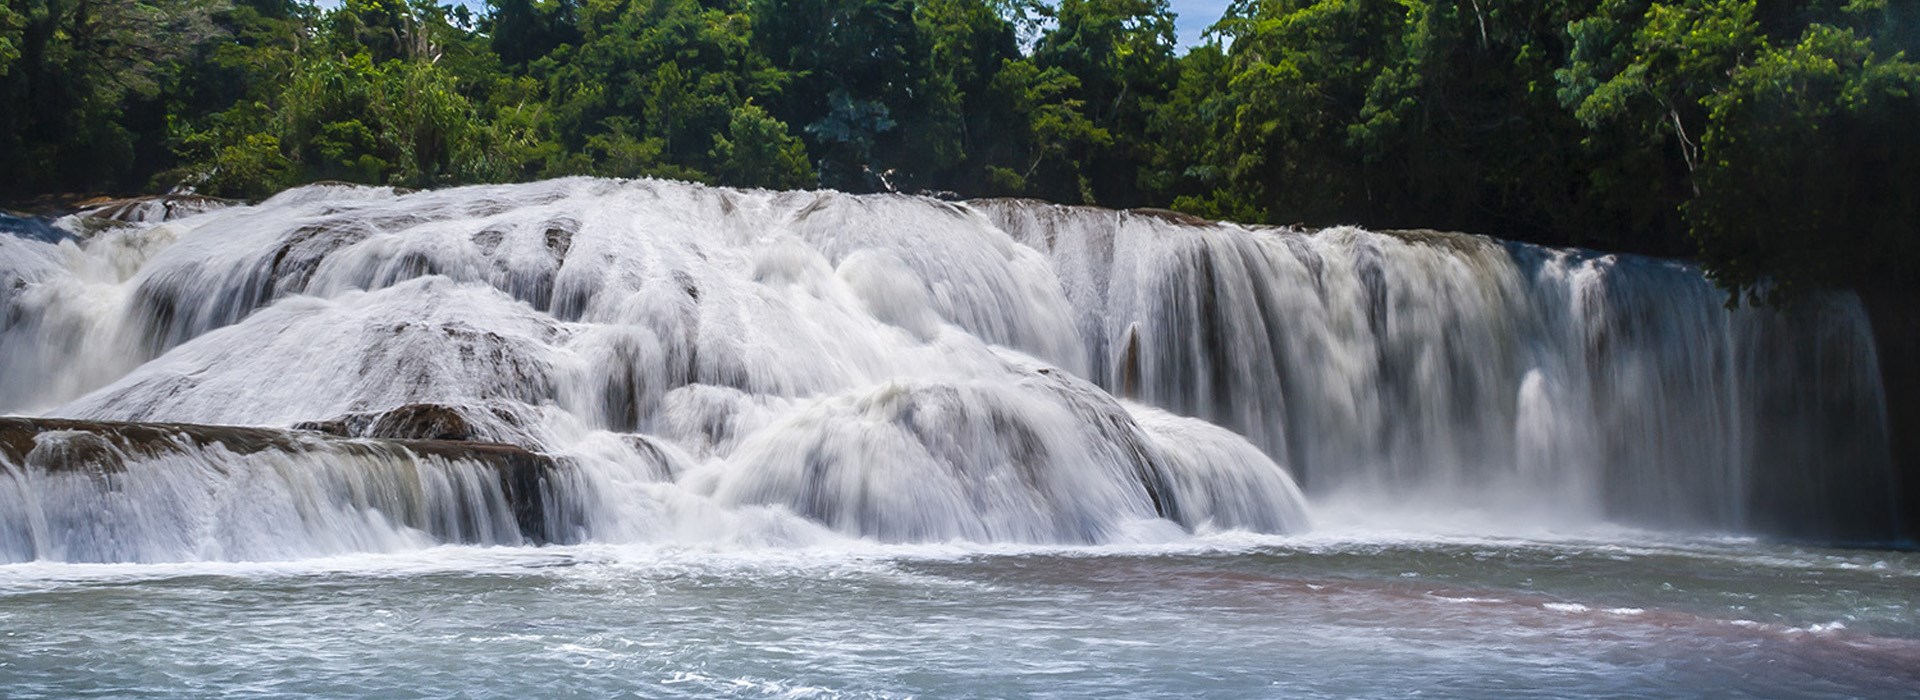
<box><xmin>982</xmin><ymin>202</ymin><xmax>1897</xmax><ymax>539</ymax></box>
<box><xmin>0</xmin><ymin>418</ymin><xmax>562</xmax><ymax>563</ymax></box>
<box><xmin>0</xmin><ymin>178</ymin><xmax>1897</xmax><ymax>563</ymax></box>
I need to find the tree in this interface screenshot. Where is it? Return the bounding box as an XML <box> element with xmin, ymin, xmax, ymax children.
<box><xmin>1558</xmin><ymin>0</ymin><xmax>1920</xmax><ymax>301</ymax></box>
<box><xmin>1032</xmin><ymin>0</ymin><xmax>1178</xmax><ymax>204</ymax></box>
<box><xmin>0</xmin><ymin>0</ymin><xmax>225</xmax><ymax>196</ymax></box>
<box><xmin>753</xmin><ymin>0</ymin><xmax>942</xmax><ymax>190</ymax></box>
<box><xmin>1689</xmin><ymin>21</ymin><xmax>1920</xmax><ymax>303</ymax></box>
<box><xmin>710</xmin><ymin>101</ymin><xmax>815</xmax><ymax>188</ymax></box>
<box><xmin>0</xmin><ymin>3</ymin><xmax>23</xmax><ymax>77</ymax></box>
<box><xmin>538</xmin><ymin>0</ymin><xmax>787</xmax><ymax>180</ymax></box>
<box><xmin>982</xmin><ymin>58</ymin><xmax>1109</xmax><ymax>195</ymax></box>
<box><xmin>487</xmin><ymin>0</ymin><xmax>581</xmax><ymax>67</ymax></box>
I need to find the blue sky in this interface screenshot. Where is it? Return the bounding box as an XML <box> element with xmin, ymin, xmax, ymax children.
<box><xmin>1168</xmin><ymin>0</ymin><xmax>1229</xmax><ymax>47</ymax></box>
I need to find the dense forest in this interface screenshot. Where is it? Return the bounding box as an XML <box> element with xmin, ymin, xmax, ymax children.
<box><xmin>1</xmin><ymin>0</ymin><xmax>1915</xmax><ymax>301</ymax></box>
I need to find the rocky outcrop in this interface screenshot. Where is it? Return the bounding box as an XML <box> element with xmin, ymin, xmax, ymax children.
<box><xmin>291</xmin><ymin>402</ymin><xmax>549</xmax><ymax>448</ymax></box>
<box><xmin>295</xmin><ymin>403</ymin><xmax>485</xmax><ymax>442</ymax></box>
<box><xmin>73</xmin><ymin>194</ymin><xmax>239</xmax><ymax>224</ymax></box>
<box><xmin>0</xmin><ymin>212</ymin><xmax>70</xmax><ymax>243</ymax></box>
<box><xmin>0</xmin><ymin>416</ymin><xmax>562</xmax><ymax>543</ymax></box>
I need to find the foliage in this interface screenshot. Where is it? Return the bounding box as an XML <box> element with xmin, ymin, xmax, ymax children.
<box><xmin>1688</xmin><ymin>18</ymin><xmax>1920</xmax><ymax>302</ymax></box>
<box><xmin>711</xmin><ymin>101</ymin><xmax>815</xmax><ymax>189</ymax></box>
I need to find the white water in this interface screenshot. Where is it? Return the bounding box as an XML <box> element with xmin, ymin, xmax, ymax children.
<box><xmin>0</xmin><ymin>178</ymin><xmax>1897</xmax><ymax>563</ymax></box>
<box><xmin>0</xmin><ymin>438</ymin><xmax>536</xmax><ymax>563</ymax></box>
<box><xmin>980</xmin><ymin>203</ymin><xmax>1895</xmax><ymax>534</ymax></box>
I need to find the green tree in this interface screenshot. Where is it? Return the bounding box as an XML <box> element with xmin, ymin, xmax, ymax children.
<box><xmin>909</xmin><ymin>0</ymin><xmax>1020</xmax><ymax>191</ymax></box>
<box><xmin>1558</xmin><ymin>0</ymin><xmax>1920</xmax><ymax>301</ymax></box>
<box><xmin>753</xmin><ymin>0</ymin><xmax>939</xmax><ymax>190</ymax></box>
<box><xmin>537</xmin><ymin>0</ymin><xmax>786</xmax><ymax>180</ymax></box>
<box><xmin>0</xmin><ymin>0</ymin><xmax>225</xmax><ymax>196</ymax></box>
<box><xmin>170</xmin><ymin>1</ymin><xmax>521</xmax><ymax>195</ymax></box>
<box><xmin>710</xmin><ymin>101</ymin><xmax>815</xmax><ymax>188</ymax></box>
<box><xmin>0</xmin><ymin>3</ymin><xmax>23</xmax><ymax>77</ymax></box>
<box><xmin>487</xmin><ymin>0</ymin><xmax>581</xmax><ymax>67</ymax></box>
<box><xmin>982</xmin><ymin>58</ymin><xmax>1109</xmax><ymax>194</ymax></box>
<box><xmin>1032</xmin><ymin>0</ymin><xmax>1178</xmax><ymax>204</ymax></box>
<box><xmin>1689</xmin><ymin>20</ymin><xmax>1920</xmax><ymax>302</ymax></box>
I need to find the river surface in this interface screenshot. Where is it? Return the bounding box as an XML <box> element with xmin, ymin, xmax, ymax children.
<box><xmin>5</xmin><ymin>529</ymin><xmax>1916</xmax><ymax>698</ymax></box>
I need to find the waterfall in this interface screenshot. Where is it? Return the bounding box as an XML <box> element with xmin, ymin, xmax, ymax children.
<box><xmin>0</xmin><ymin>178</ymin><xmax>1896</xmax><ymax>561</ymax></box>
<box><xmin>0</xmin><ymin>418</ymin><xmax>569</xmax><ymax>563</ymax></box>
<box><xmin>980</xmin><ymin>204</ymin><xmax>1896</xmax><ymax>538</ymax></box>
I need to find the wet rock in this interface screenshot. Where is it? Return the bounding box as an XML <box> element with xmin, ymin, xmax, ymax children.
<box><xmin>1378</xmin><ymin>228</ymin><xmax>1501</xmax><ymax>255</ymax></box>
<box><xmin>75</xmin><ymin>195</ymin><xmax>239</xmax><ymax>224</ymax></box>
<box><xmin>1128</xmin><ymin>207</ymin><xmax>1212</xmax><ymax>227</ymax></box>
<box><xmin>0</xmin><ymin>212</ymin><xmax>72</xmax><ymax>243</ymax></box>
<box><xmin>543</xmin><ymin>220</ymin><xmax>576</xmax><ymax>261</ymax></box>
<box><xmin>291</xmin><ymin>418</ymin><xmax>355</xmax><ymax>437</ymax></box>
<box><xmin>24</xmin><ymin>432</ymin><xmax>125</xmax><ymax>477</ymax></box>
<box><xmin>619</xmin><ymin>433</ymin><xmax>679</xmax><ymax>479</ymax></box>
<box><xmin>368</xmin><ymin>403</ymin><xmax>479</xmax><ymax>441</ymax></box>
<box><xmin>293</xmin><ymin>403</ymin><xmax>526</xmax><ymax>443</ymax></box>
<box><xmin>0</xmin><ymin>416</ymin><xmax>562</xmax><ymax>543</ymax></box>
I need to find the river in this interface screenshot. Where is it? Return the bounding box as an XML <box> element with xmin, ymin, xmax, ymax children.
<box><xmin>0</xmin><ymin>179</ymin><xmax>1910</xmax><ymax>696</ymax></box>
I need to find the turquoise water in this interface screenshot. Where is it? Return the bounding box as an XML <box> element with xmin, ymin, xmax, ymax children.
<box><xmin>4</xmin><ymin>532</ymin><xmax>1915</xmax><ymax>698</ymax></box>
